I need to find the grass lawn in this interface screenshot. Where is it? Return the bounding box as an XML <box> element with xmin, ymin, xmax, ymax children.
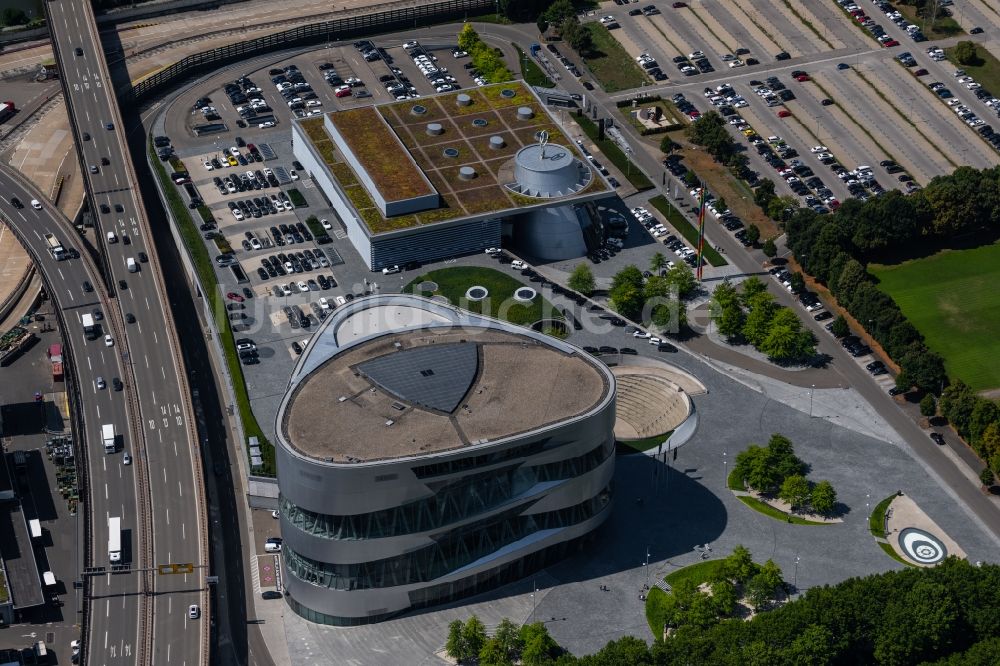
<box><xmin>892</xmin><ymin>1</ymin><xmax>963</xmax><ymax>39</ymax></box>
<box><xmin>514</xmin><ymin>44</ymin><xmax>554</xmax><ymax>88</ymax></box>
<box><xmin>645</xmin><ymin>559</ymin><xmax>727</xmax><ymax>636</ymax></box>
<box><xmin>580</xmin><ymin>22</ymin><xmax>650</xmax><ymax>93</ymax></box>
<box><xmin>404</xmin><ymin>266</ymin><xmax>561</xmax><ymax>326</ymax></box>
<box><xmin>869</xmin><ymin>493</ymin><xmax>896</xmax><ymax>538</ymax></box>
<box><xmin>575</xmin><ymin>113</ymin><xmax>654</xmax><ymax>191</ymax></box>
<box><xmin>149</xmin><ymin>139</ymin><xmax>276</xmax><ymax>476</ymax></box>
<box><xmin>617</xmin><ymin>430</ymin><xmax>673</xmax><ymax>453</ymax></box>
<box><xmin>945</xmin><ymin>44</ymin><xmax>1000</xmax><ymax>101</ymax></box>
<box><xmin>648</xmin><ymin>196</ymin><xmax>728</xmax><ymax>267</ymax></box>
<box><xmin>870</xmin><ymin>244</ymin><xmax>1000</xmax><ymax>392</ymax></box>
<box><xmin>736</xmin><ymin>496</ymin><xmax>830</xmax><ymax>525</ymax></box>
<box><xmin>727</xmin><ymin>467</ymin><xmax>745</xmax><ymax>491</ymax></box>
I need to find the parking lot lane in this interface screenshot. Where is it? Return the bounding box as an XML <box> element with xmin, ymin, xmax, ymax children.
<box><xmin>716</xmin><ymin>0</ymin><xmax>788</xmax><ymax>57</ymax></box>
<box><xmin>645</xmin><ymin>12</ymin><xmax>695</xmax><ymax>59</ymax></box>
<box><xmin>684</xmin><ymin>5</ymin><xmax>739</xmax><ymax>56</ymax></box>
<box><xmin>701</xmin><ymin>0</ymin><xmax>783</xmax><ymax>60</ymax></box>
<box><xmin>815</xmin><ymin>68</ymin><xmax>953</xmax><ymax>178</ymax></box>
<box><xmin>864</xmin><ymin>62</ymin><xmax>995</xmax><ymax>168</ymax></box>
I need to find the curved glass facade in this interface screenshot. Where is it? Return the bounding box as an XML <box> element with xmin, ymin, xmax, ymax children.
<box><xmin>284</xmin><ymin>483</ymin><xmax>613</xmax><ymax>591</ymax></box>
<box><xmin>282</xmin><ymin>440</ymin><xmax>613</xmax><ymax>541</ymax></box>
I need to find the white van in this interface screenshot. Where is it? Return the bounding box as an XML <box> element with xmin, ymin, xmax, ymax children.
<box><xmin>127</xmin><ymin>257</ymin><xmax>138</xmax><ymax>273</ymax></box>
<box><xmin>107</xmin><ymin>231</ymin><xmax>118</xmax><ymax>244</ymax></box>
<box><xmin>511</xmin><ymin>260</ymin><xmax>527</xmax><ymax>270</ymax></box>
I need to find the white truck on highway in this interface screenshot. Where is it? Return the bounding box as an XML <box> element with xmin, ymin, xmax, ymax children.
<box><xmin>44</xmin><ymin>233</ymin><xmax>67</xmax><ymax>261</ymax></box>
<box><xmin>108</xmin><ymin>516</ymin><xmax>122</xmax><ymax>563</ymax></box>
<box><xmin>81</xmin><ymin>313</ymin><xmax>97</xmax><ymax>340</ymax></box>
<box><xmin>102</xmin><ymin>423</ymin><xmax>115</xmax><ymax>454</ymax></box>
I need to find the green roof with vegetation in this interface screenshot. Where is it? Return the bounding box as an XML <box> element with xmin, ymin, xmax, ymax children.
<box><xmin>327</xmin><ymin>107</ymin><xmax>434</xmax><ymax>201</ymax></box>
<box><xmin>296</xmin><ymin>82</ymin><xmax>606</xmax><ymax>236</ymax></box>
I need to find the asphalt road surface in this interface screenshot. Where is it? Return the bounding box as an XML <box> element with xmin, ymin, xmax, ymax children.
<box><xmin>46</xmin><ymin>0</ymin><xmax>207</xmax><ymax>664</ymax></box>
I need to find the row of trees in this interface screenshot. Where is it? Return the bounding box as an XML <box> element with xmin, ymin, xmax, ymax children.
<box><xmin>608</xmin><ymin>263</ymin><xmax>694</xmax><ymax>332</ymax></box>
<box><xmin>457</xmin><ymin>25</ymin><xmax>514</xmax><ymax>84</ymax></box>
<box><xmin>446</xmin><ymin>617</ymin><xmax>560</xmax><ymax>665</ymax></box>
<box><xmin>733</xmin><ymin>434</ymin><xmax>838</xmax><ymax>516</ymax></box>
<box><xmin>941</xmin><ymin>380</ymin><xmax>1000</xmax><ymax>474</ymax></box>
<box><xmin>711</xmin><ymin>278</ymin><xmax>816</xmax><ymax>363</ymax></box>
<box><xmin>783</xmin><ymin>202</ymin><xmax>949</xmax><ymax>392</ymax></box>
<box><xmin>445</xmin><ymin>559</ymin><xmax>1000</xmax><ymax>665</ymax></box>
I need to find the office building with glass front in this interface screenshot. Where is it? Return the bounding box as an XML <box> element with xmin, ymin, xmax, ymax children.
<box><xmin>274</xmin><ymin>294</ymin><xmax>616</xmax><ymax>625</ymax></box>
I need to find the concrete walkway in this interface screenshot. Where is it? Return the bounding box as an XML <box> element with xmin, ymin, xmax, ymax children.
<box><xmin>885</xmin><ymin>493</ymin><xmax>967</xmax><ymax>566</ymax></box>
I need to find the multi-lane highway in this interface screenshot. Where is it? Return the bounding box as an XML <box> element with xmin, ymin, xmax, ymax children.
<box><xmin>0</xmin><ymin>166</ymin><xmax>142</xmax><ymax>662</ymax></box>
<box><xmin>45</xmin><ymin>0</ymin><xmax>208</xmax><ymax>664</ymax></box>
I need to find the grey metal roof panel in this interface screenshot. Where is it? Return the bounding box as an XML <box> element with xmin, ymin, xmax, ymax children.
<box><xmin>357</xmin><ymin>342</ymin><xmax>478</xmax><ymax>413</ymax></box>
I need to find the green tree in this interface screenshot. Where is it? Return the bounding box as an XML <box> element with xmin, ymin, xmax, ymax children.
<box><xmin>745</xmin><ymin>223</ymin><xmax>760</xmax><ymax>246</ymax></box>
<box><xmin>715</xmin><ymin>197</ymin><xmax>728</xmax><ymax>213</ymax></box>
<box><xmin>831</xmin><ymin>314</ymin><xmax>850</xmax><ymax>338</ymax></box>
<box><xmin>536</xmin><ymin>16</ymin><xmax>549</xmax><ymax>33</ymax></box>
<box><xmin>463</xmin><ymin>616</ymin><xmax>488</xmax><ymax>660</ymax></box>
<box><xmin>720</xmin><ymin>544</ymin><xmax>758</xmax><ymax>584</ymax></box>
<box><xmin>762</xmin><ymin>237</ymin><xmax>777</xmax><ymax>259</ymax></box>
<box><xmin>568</xmin><ymin>263</ymin><xmax>595</xmax><ymax>295</ymax></box>
<box><xmin>494</xmin><ymin>618</ymin><xmax>522</xmax><ymax>662</ymax></box>
<box><xmin>779</xmin><ymin>474</ymin><xmax>812</xmax><ymax>509</ymax></box>
<box><xmin>810</xmin><ymin>480</ymin><xmax>837</xmax><ymax>516</ymax></box>
<box><xmin>717</xmin><ymin>302</ymin><xmax>746</xmax><ymax>340</ymax></box>
<box><xmin>684</xmin><ymin>170</ymin><xmax>700</xmax><ymax>188</ymax></box>
<box><xmin>660</xmin><ymin>136</ymin><xmax>679</xmax><ymax>154</ymax></box>
<box><xmin>542</xmin><ymin>0</ymin><xmax>575</xmax><ymax>23</ymax></box>
<box><xmin>519</xmin><ymin>622</ymin><xmax>558</xmax><ymax>666</ymax></box>
<box><xmin>874</xmin><ymin>580</ymin><xmax>960</xmax><ymax>665</ymax></box>
<box><xmin>789</xmin><ymin>271</ymin><xmax>805</xmax><ymax>294</ymax></box>
<box><xmin>686</xmin><ymin>592</ymin><xmax>720</xmax><ymax>630</ymax></box>
<box><xmin>746</xmin><ymin>573</ymin><xmax>776</xmax><ymax>611</ymax></box>
<box><xmin>894</xmin><ymin>371</ymin><xmax>911</xmax><ymax>393</ymax></box>
<box><xmin>920</xmin><ymin>394</ymin><xmax>937</xmax><ymax>418</ymax></box>
<box><xmin>954</xmin><ymin>40</ymin><xmax>980</xmax><ymax>66</ymax></box>
<box><xmin>664</xmin><ymin>262</ymin><xmax>696</xmax><ymax>299</ymax></box>
<box><xmin>458</xmin><ymin>23</ymin><xmax>480</xmax><ymax>52</ymax></box>
<box><xmin>610</xmin><ymin>265</ymin><xmax>646</xmax><ymax>320</ymax></box>
<box><xmin>711</xmin><ymin>579</ymin><xmax>738</xmax><ymax>617</ymax></box>
<box><xmin>784</xmin><ymin>624</ymin><xmax>836</xmax><ymax>666</ymax></box>
<box><xmin>562</xmin><ymin>17</ymin><xmax>593</xmax><ymax>55</ymax></box>
<box><xmin>768</xmin><ymin>433</ymin><xmax>806</xmax><ymax>480</ymax></box>
<box><xmin>742</xmin><ymin>291</ymin><xmax>777</xmax><ymax>347</ymax></box>
<box><xmin>650</xmin><ymin>252</ymin><xmax>669</xmax><ymax>274</ymax></box>
<box><xmin>480</xmin><ymin>638</ymin><xmax>512</xmax><ymax>666</ymax></box>
<box><xmin>740</xmin><ymin>276</ymin><xmax>767</xmax><ymax>304</ymax></box>
<box><xmin>760</xmin><ymin>308</ymin><xmax>813</xmax><ymax>362</ymax></box>
<box><xmin>0</xmin><ymin>8</ymin><xmax>27</xmax><ymax>26</ymax></box>
<box><xmin>754</xmin><ymin>178</ymin><xmax>776</xmax><ymax>207</ymax></box>
<box><xmin>980</xmin><ymin>467</ymin><xmax>995</xmax><ymax>488</ymax></box>
<box><xmin>446</xmin><ymin>620</ymin><xmax>467</xmax><ymax>662</ymax></box>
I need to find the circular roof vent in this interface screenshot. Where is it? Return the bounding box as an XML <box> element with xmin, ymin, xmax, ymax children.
<box><xmin>514</xmin><ymin>287</ymin><xmax>537</xmax><ymax>302</ymax></box>
<box><xmin>459</xmin><ymin>166</ymin><xmax>477</xmax><ymax>180</ymax></box>
<box><xmin>443</xmin><ymin>147</ymin><xmax>460</xmax><ymax>158</ymax></box>
<box><xmin>472</xmin><ymin>118</ymin><xmax>488</xmax><ymax>128</ymax></box>
<box><xmin>456</xmin><ymin>93</ymin><xmax>472</xmax><ymax>106</ymax></box>
<box><xmin>517</xmin><ymin>106</ymin><xmax>534</xmax><ymax>120</ymax></box>
<box><xmin>489</xmin><ymin>135</ymin><xmax>505</xmax><ymax>150</ymax></box>
<box><xmin>500</xmin><ymin>89</ymin><xmax>517</xmax><ymax>99</ymax></box>
<box><xmin>410</xmin><ymin>104</ymin><xmax>427</xmax><ymax>116</ymax></box>
<box><xmin>465</xmin><ymin>286</ymin><xmax>489</xmax><ymax>301</ymax></box>
<box><xmin>426</xmin><ymin>122</ymin><xmax>444</xmax><ymax>136</ymax></box>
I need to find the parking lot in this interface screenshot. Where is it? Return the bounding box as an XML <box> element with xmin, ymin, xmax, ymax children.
<box><xmin>598</xmin><ymin>0</ymin><xmax>1000</xmax><ymax>209</ymax></box>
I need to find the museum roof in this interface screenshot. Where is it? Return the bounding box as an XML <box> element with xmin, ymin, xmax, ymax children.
<box><xmin>294</xmin><ymin>81</ymin><xmax>607</xmax><ymax>235</ymax></box>
<box><xmin>281</xmin><ymin>325</ymin><xmax>610</xmax><ymax>464</ymax></box>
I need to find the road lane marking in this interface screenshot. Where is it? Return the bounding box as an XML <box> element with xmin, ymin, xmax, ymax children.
<box><xmin>163</xmin><ymin>468</ymin><xmax>167</xmax><ymax>484</ymax></box>
<box><xmin>182</xmin><ymin>522</ymin><xmax>186</xmax><ymax>540</ymax></box>
<box><xmin>144</xmin><ymin>354</ymin><xmax>149</xmax><ymax>368</ymax></box>
<box><xmin>58</xmin><ymin>267</ymin><xmax>65</xmax><ymax>280</ymax></box>
<box><xmin>166</xmin><ymin>508</ymin><xmax>170</xmax><ymax>525</ymax></box>
<box><xmin>104</xmin><ymin>483</ymin><xmax>108</xmax><ymax>500</ymax></box>
<box><xmin>178</xmin><ymin>481</ymin><xmax>182</xmax><ymax>498</ymax></box>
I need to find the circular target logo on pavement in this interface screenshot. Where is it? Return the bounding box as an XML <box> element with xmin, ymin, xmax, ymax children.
<box><xmin>898</xmin><ymin>528</ymin><xmax>947</xmax><ymax>565</ymax></box>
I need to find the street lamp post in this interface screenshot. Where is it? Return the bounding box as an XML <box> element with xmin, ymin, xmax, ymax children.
<box><xmin>644</xmin><ymin>546</ymin><xmax>651</xmax><ymax>589</ymax></box>
<box><xmin>809</xmin><ymin>384</ymin><xmax>815</xmax><ymax>418</ymax></box>
<box><xmin>793</xmin><ymin>556</ymin><xmax>800</xmax><ymax>592</ymax></box>
<box><xmin>530</xmin><ymin>580</ymin><xmax>538</xmax><ymax>624</ymax></box>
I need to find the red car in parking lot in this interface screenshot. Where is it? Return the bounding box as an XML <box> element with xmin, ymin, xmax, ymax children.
<box><xmin>226</xmin><ymin>292</ymin><xmax>245</xmax><ymax>302</ymax></box>
<box><xmin>883</xmin><ymin>39</ymin><xmax>899</xmax><ymax>47</ymax></box>
<box><xmin>777</xmin><ymin>109</ymin><xmax>791</xmax><ymax>118</ymax></box>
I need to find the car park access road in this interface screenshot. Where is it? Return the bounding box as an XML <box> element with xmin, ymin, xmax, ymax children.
<box><xmin>46</xmin><ymin>0</ymin><xmax>207</xmax><ymax>664</ymax></box>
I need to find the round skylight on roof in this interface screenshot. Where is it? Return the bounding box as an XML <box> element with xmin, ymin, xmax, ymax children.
<box><xmin>465</xmin><ymin>286</ymin><xmax>489</xmax><ymax>301</ymax></box>
<box><xmin>410</xmin><ymin>104</ymin><xmax>427</xmax><ymax>116</ymax></box>
<box><xmin>472</xmin><ymin>118</ymin><xmax>488</xmax><ymax>127</ymax></box>
<box><xmin>499</xmin><ymin>89</ymin><xmax>516</xmax><ymax>98</ymax></box>
<box><xmin>443</xmin><ymin>147</ymin><xmax>460</xmax><ymax>158</ymax></box>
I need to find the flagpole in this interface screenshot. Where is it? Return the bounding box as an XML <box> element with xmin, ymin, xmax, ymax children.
<box><xmin>696</xmin><ymin>183</ymin><xmax>706</xmax><ymax>282</ymax></box>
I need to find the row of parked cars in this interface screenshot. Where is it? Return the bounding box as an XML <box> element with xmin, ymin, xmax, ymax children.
<box><xmin>924</xmin><ymin>64</ymin><xmax>1000</xmax><ymax>151</ymax></box>
<box><xmin>259</xmin><ymin>245</ymin><xmax>331</xmax><ymax>279</ymax></box>
<box><xmin>227</xmin><ymin>191</ymin><xmax>293</xmax><ymax>221</ymax></box>
<box><xmin>545</xmin><ymin>43</ymin><xmax>582</xmax><ymax>79</ymax></box>
<box><xmin>672</xmin><ymin>50</ymin><xmax>715</xmax><ymax>77</ymax></box>
<box><xmin>224</xmin><ymin>77</ymin><xmax>277</xmax><ymax>127</ymax></box>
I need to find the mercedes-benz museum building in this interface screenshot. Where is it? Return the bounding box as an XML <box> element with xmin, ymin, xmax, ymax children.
<box><xmin>274</xmin><ymin>294</ymin><xmax>616</xmax><ymax>625</ymax></box>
